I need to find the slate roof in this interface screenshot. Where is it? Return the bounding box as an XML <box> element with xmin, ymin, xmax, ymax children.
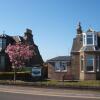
<box><xmin>47</xmin><ymin>56</ymin><xmax>71</xmax><ymax>62</ymax></box>
<box><xmin>0</xmin><ymin>34</ymin><xmax>8</xmax><ymax>38</ymax></box>
<box><xmin>71</xmin><ymin>32</ymin><xmax>100</xmax><ymax>53</ymax></box>
<box><xmin>11</xmin><ymin>36</ymin><xmax>24</xmax><ymax>43</ymax></box>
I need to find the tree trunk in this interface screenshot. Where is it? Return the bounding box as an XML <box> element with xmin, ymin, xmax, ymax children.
<box><xmin>14</xmin><ymin>68</ymin><xmax>16</xmax><ymax>83</ymax></box>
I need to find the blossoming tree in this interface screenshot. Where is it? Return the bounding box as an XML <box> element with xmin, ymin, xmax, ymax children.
<box><xmin>5</xmin><ymin>43</ymin><xmax>35</xmax><ymax>82</ymax></box>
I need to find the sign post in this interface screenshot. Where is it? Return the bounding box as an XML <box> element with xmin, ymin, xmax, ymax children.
<box><xmin>32</xmin><ymin>67</ymin><xmax>42</xmax><ymax>77</ymax></box>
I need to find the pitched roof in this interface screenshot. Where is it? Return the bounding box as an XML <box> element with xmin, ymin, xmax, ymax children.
<box><xmin>0</xmin><ymin>34</ymin><xmax>8</xmax><ymax>38</ymax></box>
<box><xmin>11</xmin><ymin>36</ymin><xmax>24</xmax><ymax>42</ymax></box>
<box><xmin>87</xmin><ymin>27</ymin><xmax>94</xmax><ymax>32</ymax></box>
<box><xmin>47</xmin><ymin>56</ymin><xmax>71</xmax><ymax>62</ymax></box>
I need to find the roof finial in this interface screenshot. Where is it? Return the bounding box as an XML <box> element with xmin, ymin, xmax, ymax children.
<box><xmin>77</xmin><ymin>22</ymin><xmax>82</xmax><ymax>34</ymax></box>
<box><xmin>87</xmin><ymin>26</ymin><xmax>94</xmax><ymax>32</ymax></box>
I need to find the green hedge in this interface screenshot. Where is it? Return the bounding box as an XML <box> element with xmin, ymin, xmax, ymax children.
<box><xmin>0</xmin><ymin>71</ymin><xmax>43</xmax><ymax>81</ymax></box>
<box><xmin>0</xmin><ymin>72</ymin><xmax>32</xmax><ymax>81</ymax></box>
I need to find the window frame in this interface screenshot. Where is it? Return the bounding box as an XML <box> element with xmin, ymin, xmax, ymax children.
<box><xmin>86</xmin><ymin>55</ymin><xmax>94</xmax><ymax>72</ymax></box>
<box><xmin>0</xmin><ymin>38</ymin><xmax>6</xmax><ymax>50</ymax></box>
<box><xmin>86</xmin><ymin>34</ymin><xmax>93</xmax><ymax>45</ymax></box>
<box><xmin>2</xmin><ymin>38</ymin><xmax>6</xmax><ymax>49</ymax></box>
<box><xmin>55</xmin><ymin>61</ymin><xmax>61</xmax><ymax>72</ymax></box>
<box><xmin>55</xmin><ymin>61</ymin><xmax>67</xmax><ymax>72</ymax></box>
<box><xmin>82</xmin><ymin>32</ymin><xmax>97</xmax><ymax>46</ymax></box>
<box><xmin>60</xmin><ymin>61</ymin><xmax>67</xmax><ymax>72</ymax></box>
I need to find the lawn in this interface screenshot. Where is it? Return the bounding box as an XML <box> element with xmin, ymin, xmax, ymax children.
<box><xmin>42</xmin><ymin>80</ymin><xmax>100</xmax><ymax>87</ymax></box>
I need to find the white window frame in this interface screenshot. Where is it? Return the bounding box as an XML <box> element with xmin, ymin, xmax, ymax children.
<box><xmin>60</xmin><ymin>61</ymin><xmax>67</xmax><ymax>72</ymax></box>
<box><xmin>55</xmin><ymin>61</ymin><xmax>60</xmax><ymax>72</ymax></box>
<box><xmin>82</xmin><ymin>32</ymin><xmax>97</xmax><ymax>46</ymax></box>
<box><xmin>86</xmin><ymin>34</ymin><xmax>93</xmax><ymax>45</ymax></box>
<box><xmin>86</xmin><ymin>55</ymin><xmax>94</xmax><ymax>72</ymax></box>
<box><xmin>55</xmin><ymin>61</ymin><xmax>67</xmax><ymax>72</ymax></box>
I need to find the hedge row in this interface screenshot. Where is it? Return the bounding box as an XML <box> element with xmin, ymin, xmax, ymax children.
<box><xmin>0</xmin><ymin>72</ymin><xmax>42</xmax><ymax>81</ymax></box>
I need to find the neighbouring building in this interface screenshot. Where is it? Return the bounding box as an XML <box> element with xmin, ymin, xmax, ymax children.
<box><xmin>47</xmin><ymin>23</ymin><xmax>100</xmax><ymax>80</ymax></box>
<box><xmin>71</xmin><ymin>22</ymin><xmax>100</xmax><ymax>80</ymax></box>
<box><xmin>0</xmin><ymin>29</ymin><xmax>43</xmax><ymax>71</ymax></box>
<box><xmin>47</xmin><ymin>56</ymin><xmax>72</xmax><ymax>80</ymax></box>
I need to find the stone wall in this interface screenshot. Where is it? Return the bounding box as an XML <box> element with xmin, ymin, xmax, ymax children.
<box><xmin>48</xmin><ymin>63</ymin><xmax>72</xmax><ymax>80</ymax></box>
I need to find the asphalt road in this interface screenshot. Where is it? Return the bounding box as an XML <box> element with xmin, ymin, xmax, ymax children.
<box><xmin>0</xmin><ymin>85</ymin><xmax>100</xmax><ymax>100</ymax></box>
<box><xmin>0</xmin><ymin>92</ymin><xmax>99</xmax><ymax>100</ymax></box>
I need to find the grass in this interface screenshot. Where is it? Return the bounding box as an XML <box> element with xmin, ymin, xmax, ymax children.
<box><xmin>0</xmin><ymin>72</ymin><xmax>100</xmax><ymax>88</ymax></box>
<box><xmin>0</xmin><ymin>79</ymin><xmax>100</xmax><ymax>91</ymax></box>
<box><xmin>42</xmin><ymin>80</ymin><xmax>100</xmax><ymax>87</ymax></box>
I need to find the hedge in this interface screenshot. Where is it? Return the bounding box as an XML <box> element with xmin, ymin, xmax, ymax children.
<box><xmin>0</xmin><ymin>72</ymin><xmax>33</xmax><ymax>81</ymax></box>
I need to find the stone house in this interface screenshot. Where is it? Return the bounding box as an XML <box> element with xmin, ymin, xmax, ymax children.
<box><xmin>0</xmin><ymin>29</ymin><xmax>43</xmax><ymax>71</ymax></box>
<box><xmin>71</xmin><ymin>23</ymin><xmax>100</xmax><ymax>80</ymax></box>
<box><xmin>47</xmin><ymin>23</ymin><xmax>100</xmax><ymax>80</ymax></box>
<box><xmin>47</xmin><ymin>56</ymin><xmax>72</xmax><ymax>80</ymax></box>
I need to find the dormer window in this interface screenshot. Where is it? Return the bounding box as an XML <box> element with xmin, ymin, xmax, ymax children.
<box><xmin>0</xmin><ymin>37</ymin><xmax>6</xmax><ymax>51</ymax></box>
<box><xmin>87</xmin><ymin>34</ymin><xmax>93</xmax><ymax>45</ymax></box>
<box><xmin>83</xmin><ymin>28</ymin><xmax>97</xmax><ymax>46</ymax></box>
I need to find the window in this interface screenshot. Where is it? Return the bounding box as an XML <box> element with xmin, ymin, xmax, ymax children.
<box><xmin>0</xmin><ymin>38</ymin><xmax>2</xmax><ymax>48</ymax></box>
<box><xmin>55</xmin><ymin>61</ymin><xmax>67</xmax><ymax>72</ymax></box>
<box><xmin>97</xmin><ymin>56</ymin><xmax>100</xmax><ymax>72</ymax></box>
<box><xmin>60</xmin><ymin>61</ymin><xmax>67</xmax><ymax>71</ymax></box>
<box><xmin>0</xmin><ymin>38</ymin><xmax>6</xmax><ymax>49</ymax></box>
<box><xmin>80</xmin><ymin>56</ymin><xmax>84</xmax><ymax>71</ymax></box>
<box><xmin>87</xmin><ymin>34</ymin><xmax>93</xmax><ymax>45</ymax></box>
<box><xmin>86</xmin><ymin>55</ymin><xmax>94</xmax><ymax>72</ymax></box>
<box><xmin>83</xmin><ymin>35</ymin><xmax>85</xmax><ymax>45</ymax></box>
<box><xmin>94</xmin><ymin>35</ymin><xmax>97</xmax><ymax>45</ymax></box>
<box><xmin>83</xmin><ymin>32</ymin><xmax>97</xmax><ymax>46</ymax></box>
<box><xmin>55</xmin><ymin>62</ymin><xmax>60</xmax><ymax>71</ymax></box>
<box><xmin>2</xmin><ymin>39</ymin><xmax>6</xmax><ymax>49</ymax></box>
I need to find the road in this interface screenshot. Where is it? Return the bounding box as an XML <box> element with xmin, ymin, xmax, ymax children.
<box><xmin>0</xmin><ymin>85</ymin><xmax>100</xmax><ymax>100</ymax></box>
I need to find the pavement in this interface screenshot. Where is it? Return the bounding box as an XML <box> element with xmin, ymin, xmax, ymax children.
<box><xmin>0</xmin><ymin>85</ymin><xmax>100</xmax><ymax>100</ymax></box>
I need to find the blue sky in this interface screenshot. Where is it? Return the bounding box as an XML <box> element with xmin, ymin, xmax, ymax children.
<box><xmin>0</xmin><ymin>0</ymin><xmax>100</xmax><ymax>61</ymax></box>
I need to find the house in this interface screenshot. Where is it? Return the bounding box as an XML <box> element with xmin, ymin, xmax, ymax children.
<box><xmin>0</xmin><ymin>29</ymin><xmax>43</xmax><ymax>71</ymax></box>
<box><xmin>47</xmin><ymin>23</ymin><xmax>100</xmax><ymax>80</ymax></box>
<box><xmin>71</xmin><ymin>22</ymin><xmax>100</xmax><ymax>80</ymax></box>
<box><xmin>47</xmin><ymin>56</ymin><xmax>72</xmax><ymax>80</ymax></box>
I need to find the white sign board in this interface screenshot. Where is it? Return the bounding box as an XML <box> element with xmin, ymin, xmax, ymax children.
<box><xmin>32</xmin><ymin>67</ymin><xmax>41</xmax><ymax>77</ymax></box>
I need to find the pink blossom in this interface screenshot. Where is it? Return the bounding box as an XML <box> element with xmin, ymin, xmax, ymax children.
<box><xmin>5</xmin><ymin>43</ymin><xmax>35</xmax><ymax>69</ymax></box>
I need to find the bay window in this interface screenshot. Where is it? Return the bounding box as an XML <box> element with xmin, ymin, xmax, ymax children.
<box><xmin>86</xmin><ymin>55</ymin><xmax>94</xmax><ymax>72</ymax></box>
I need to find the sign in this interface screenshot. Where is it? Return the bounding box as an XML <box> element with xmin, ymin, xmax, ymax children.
<box><xmin>32</xmin><ymin>67</ymin><xmax>42</xmax><ymax>77</ymax></box>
